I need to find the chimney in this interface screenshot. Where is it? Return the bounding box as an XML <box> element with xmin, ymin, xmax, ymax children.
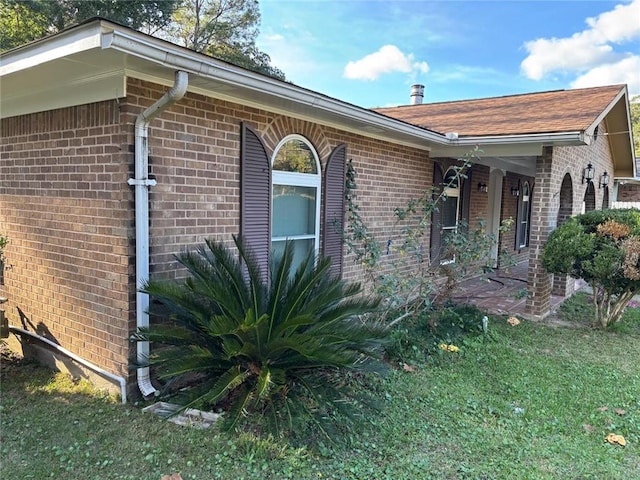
<box><xmin>410</xmin><ymin>84</ymin><xmax>424</xmax><ymax>105</ymax></box>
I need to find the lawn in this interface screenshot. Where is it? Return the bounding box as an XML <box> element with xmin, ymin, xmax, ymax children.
<box><xmin>2</xmin><ymin>295</ymin><xmax>639</xmax><ymax>479</ymax></box>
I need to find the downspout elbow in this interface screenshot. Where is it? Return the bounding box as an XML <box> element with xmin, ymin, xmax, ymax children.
<box><xmin>135</xmin><ymin>70</ymin><xmax>189</xmax><ymax>132</ymax></box>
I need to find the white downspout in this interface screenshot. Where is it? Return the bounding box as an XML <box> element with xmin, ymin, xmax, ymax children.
<box><xmin>128</xmin><ymin>70</ymin><xmax>188</xmax><ymax>397</ymax></box>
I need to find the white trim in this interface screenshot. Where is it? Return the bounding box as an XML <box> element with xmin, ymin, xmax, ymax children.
<box><xmin>271</xmin><ymin>135</ymin><xmax>322</xmax><ymax>259</ymax></box>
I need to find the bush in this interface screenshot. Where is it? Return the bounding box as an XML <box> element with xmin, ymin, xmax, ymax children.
<box><xmin>543</xmin><ymin>209</ymin><xmax>640</xmax><ymax>328</ymax></box>
<box><xmin>134</xmin><ymin>236</ymin><xmax>388</xmax><ymax>440</ymax></box>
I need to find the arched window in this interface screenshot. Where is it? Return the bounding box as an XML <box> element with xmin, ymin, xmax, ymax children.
<box><xmin>517</xmin><ymin>181</ymin><xmax>531</xmax><ymax>248</ymax></box>
<box><xmin>271</xmin><ymin>135</ymin><xmax>321</xmax><ymax>268</ymax></box>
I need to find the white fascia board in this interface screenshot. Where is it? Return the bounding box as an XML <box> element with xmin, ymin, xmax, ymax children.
<box><xmin>456</xmin><ymin>131</ymin><xmax>585</xmax><ymax>146</ymax></box>
<box><xmin>585</xmin><ymin>87</ymin><xmax>628</xmax><ymax>142</ymax></box>
<box><xmin>0</xmin><ymin>22</ymin><xmax>102</xmax><ymax>76</ymax></box>
<box><xmin>431</xmin><ymin>131</ymin><xmax>585</xmax><ymax>158</ymax></box>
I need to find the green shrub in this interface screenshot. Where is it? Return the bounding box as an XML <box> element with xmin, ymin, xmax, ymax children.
<box><xmin>134</xmin><ymin>236</ymin><xmax>387</xmax><ymax>439</ymax></box>
<box><xmin>543</xmin><ymin>209</ymin><xmax>640</xmax><ymax>328</ymax></box>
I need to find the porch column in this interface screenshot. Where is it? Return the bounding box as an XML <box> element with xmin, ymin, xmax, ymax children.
<box><xmin>552</xmin><ymin>274</ymin><xmax>573</xmax><ymax>296</ymax></box>
<box><xmin>526</xmin><ymin>147</ymin><xmax>556</xmax><ymax>317</ymax></box>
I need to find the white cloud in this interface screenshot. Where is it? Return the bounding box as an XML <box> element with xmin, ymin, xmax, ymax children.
<box><xmin>571</xmin><ymin>56</ymin><xmax>640</xmax><ymax>96</ymax></box>
<box><xmin>521</xmin><ymin>0</ymin><xmax>640</xmax><ymax>83</ymax></box>
<box><xmin>343</xmin><ymin>45</ymin><xmax>429</xmax><ymax>81</ymax></box>
<box><xmin>521</xmin><ymin>34</ymin><xmax>614</xmax><ymax>80</ymax></box>
<box><xmin>585</xmin><ymin>0</ymin><xmax>640</xmax><ymax>43</ymax></box>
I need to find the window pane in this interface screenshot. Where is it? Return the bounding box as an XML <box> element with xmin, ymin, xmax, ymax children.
<box><xmin>519</xmin><ymin>220</ymin><xmax>528</xmax><ymax>246</ymax></box>
<box><xmin>273</xmin><ymin>139</ymin><xmax>317</xmax><ymax>173</ymax></box>
<box><xmin>443</xmin><ymin>170</ymin><xmax>459</xmax><ymax>188</ymax></box>
<box><xmin>441</xmin><ymin>197</ymin><xmax>458</xmax><ymax>228</ymax></box>
<box><xmin>441</xmin><ymin>229</ymin><xmax>456</xmax><ymax>263</ymax></box>
<box><xmin>272</xmin><ymin>238</ymin><xmax>315</xmax><ymax>271</ymax></box>
<box><xmin>272</xmin><ymin>185</ymin><xmax>317</xmax><ymax>237</ymax></box>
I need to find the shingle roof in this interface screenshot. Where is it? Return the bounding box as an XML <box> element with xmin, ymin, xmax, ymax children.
<box><xmin>374</xmin><ymin>84</ymin><xmax>626</xmax><ymax>137</ymax></box>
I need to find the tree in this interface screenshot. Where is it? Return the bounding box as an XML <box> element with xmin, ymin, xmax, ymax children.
<box><xmin>161</xmin><ymin>0</ymin><xmax>285</xmax><ymax>79</ymax></box>
<box><xmin>0</xmin><ymin>0</ymin><xmax>179</xmax><ymax>51</ymax></box>
<box><xmin>631</xmin><ymin>95</ymin><xmax>640</xmax><ymax>159</ymax></box>
<box><xmin>1</xmin><ymin>0</ymin><xmax>285</xmax><ymax>80</ymax></box>
<box><xmin>134</xmin><ymin>236</ymin><xmax>386</xmax><ymax>438</ymax></box>
<box><xmin>542</xmin><ymin>209</ymin><xmax>640</xmax><ymax>328</ymax></box>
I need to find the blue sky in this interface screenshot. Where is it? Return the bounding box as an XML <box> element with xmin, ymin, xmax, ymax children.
<box><xmin>257</xmin><ymin>0</ymin><xmax>640</xmax><ymax>108</ymax></box>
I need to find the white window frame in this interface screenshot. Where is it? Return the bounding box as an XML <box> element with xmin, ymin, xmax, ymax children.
<box><xmin>271</xmin><ymin>135</ymin><xmax>321</xmax><ymax>258</ymax></box>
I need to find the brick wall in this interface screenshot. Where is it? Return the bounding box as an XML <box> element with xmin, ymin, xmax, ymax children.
<box><xmin>617</xmin><ymin>183</ymin><xmax>640</xmax><ymax>202</ymax></box>
<box><xmin>4</xmin><ymin>77</ymin><xmax>615</xmax><ymax>383</ymax></box>
<box><xmin>0</xmin><ymin>101</ymin><xmax>134</xmax><ymax>381</ymax></box>
<box><xmin>1</xmin><ymin>79</ymin><xmax>434</xmax><ymax>395</ymax></box>
<box><xmin>123</xmin><ymin>79</ymin><xmax>432</xmax><ymax>284</ymax></box>
<box><xmin>526</xmin><ymin>122</ymin><xmax>615</xmax><ymax>316</ymax></box>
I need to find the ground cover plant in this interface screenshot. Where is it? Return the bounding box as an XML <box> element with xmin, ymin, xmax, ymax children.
<box><xmin>3</xmin><ymin>297</ymin><xmax>639</xmax><ymax>479</ymax></box>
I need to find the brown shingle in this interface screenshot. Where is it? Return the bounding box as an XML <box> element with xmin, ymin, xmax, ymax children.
<box><xmin>374</xmin><ymin>85</ymin><xmax>625</xmax><ymax>137</ymax></box>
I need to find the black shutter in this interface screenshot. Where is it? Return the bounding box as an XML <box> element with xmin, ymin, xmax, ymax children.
<box><xmin>430</xmin><ymin>164</ymin><xmax>444</xmax><ymax>265</ymax></box>
<box><xmin>240</xmin><ymin>123</ymin><xmax>271</xmax><ymax>280</ymax></box>
<box><xmin>323</xmin><ymin>144</ymin><xmax>346</xmax><ymax>278</ymax></box>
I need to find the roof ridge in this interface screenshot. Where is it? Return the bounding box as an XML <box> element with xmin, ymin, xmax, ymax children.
<box><xmin>376</xmin><ymin>84</ymin><xmax>625</xmax><ymax>110</ymax></box>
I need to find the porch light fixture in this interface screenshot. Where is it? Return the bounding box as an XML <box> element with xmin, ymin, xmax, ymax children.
<box><xmin>582</xmin><ymin>163</ymin><xmax>594</xmax><ymax>184</ymax></box>
<box><xmin>511</xmin><ymin>187</ymin><xmax>520</xmax><ymax>196</ymax></box>
<box><xmin>477</xmin><ymin>182</ymin><xmax>488</xmax><ymax>193</ymax></box>
<box><xmin>599</xmin><ymin>171</ymin><xmax>609</xmax><ymax>189</ymax></box>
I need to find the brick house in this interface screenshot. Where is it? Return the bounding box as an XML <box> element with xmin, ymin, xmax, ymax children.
<box><xmin>0</xmin><ymin>19</ymin><xmax>635</xmax><ymax>400</ymax></box>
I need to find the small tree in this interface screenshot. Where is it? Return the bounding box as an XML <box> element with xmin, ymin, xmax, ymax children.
<box><xmin>542</xmin><ymin>209</ymin><xmax>640</xmax><ymax>328</ymax></box>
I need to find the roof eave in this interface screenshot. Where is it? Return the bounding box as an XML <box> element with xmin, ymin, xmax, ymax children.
<box><xmin>102</xmin><ymin>23</ymin><xmax>449</xmax><ymax>151</ymax></box>
<box><xmin>430</xmin><ymin>131</ymin><xmax>586</xmax><ymax>158</ymax></box>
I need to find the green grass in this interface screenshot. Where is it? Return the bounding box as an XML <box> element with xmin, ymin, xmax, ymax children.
<box><xmin>2</xmin><ymin>302</ymin><xmax>640</xmax><ymax>479</ymax></box>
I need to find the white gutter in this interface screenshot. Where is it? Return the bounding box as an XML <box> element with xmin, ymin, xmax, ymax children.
<box><xmin>100</xmin><ymin>28</ymin><xmax>447</xmax><ymax>148</ymax></box>
<box><xmin>9</xmin><ymin>326</ymin><xmax>127</xmax><ymax>404</ymax></box>
<box><xmin>453</xmin><ymin>131</ymin><xmax>586</xmax><ymax>146</ymax></box>
<box><xmin>128</xmin><ymin>70</ymin><xmax>188</xmax><ymax>398</ymax></box>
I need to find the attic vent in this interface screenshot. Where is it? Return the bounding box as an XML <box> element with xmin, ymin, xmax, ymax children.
<box><xmin>410</xmin><ymin>84</ymin><xmax>424</xmax><ymax>105</ymax></box>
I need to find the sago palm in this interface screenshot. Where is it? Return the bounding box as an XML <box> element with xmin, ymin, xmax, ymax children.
<box><xmin>135</xmin><ymin>236</ymin><xmax>387</xmax><ymax>436</ymax></box>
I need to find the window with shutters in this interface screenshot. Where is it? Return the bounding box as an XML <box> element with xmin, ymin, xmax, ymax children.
<box><xmin>241</xmin><ymin>124</ymin><xmax>345</xmax><ymax>279</ymax></box>
<box><xmin>271</xmin><ymin>135</ymin><xmax>321</xmax><ymax>269</ymax></box>
<box><xmin>430</xmin><ymin>164</ymin><xmax>471</xmax><ymax>266</ymax></box>
<box><xmin>440</xmin><ymin>168</ymin><xmax>461</xmax><ymax>264</ymax></box>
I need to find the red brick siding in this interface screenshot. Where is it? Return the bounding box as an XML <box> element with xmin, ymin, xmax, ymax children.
<box><xmin>526</xmin><ymin>122</ymin><xmax>615</xmax><ymax>316</ymax></box>
<box><xmin>0</xmin><ymin>100</ymin><xmax>134</xmax><ymax>377</ymax></box>
<box><xmin>122</xmin><ymin>79</ymin><xmax>432</xmax><ymax>284</ymax></box>
<box><xmin>617</xmin><ymin>184</ymin><xmax>640</xmax><ymax>202</ymax></box>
